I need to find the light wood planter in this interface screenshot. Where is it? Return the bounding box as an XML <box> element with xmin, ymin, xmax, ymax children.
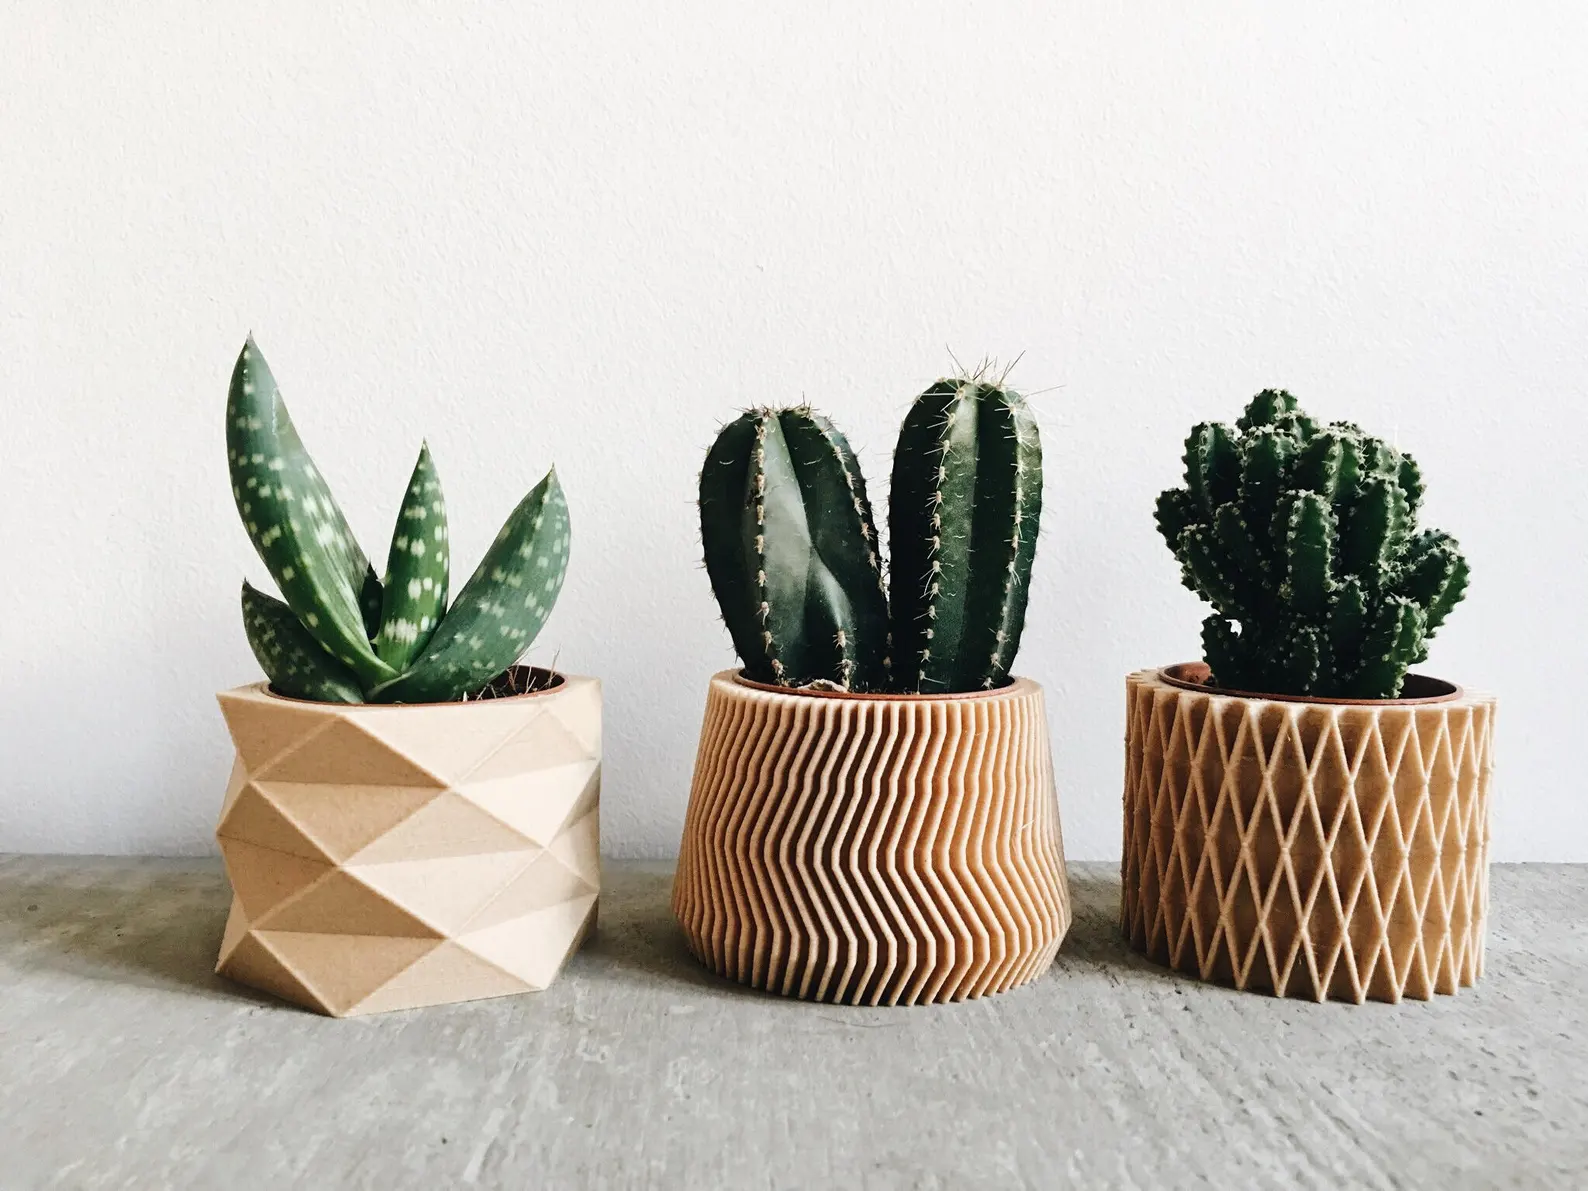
<box><xmin>1122</xmin><ymin>664</ymin><xmax>1497</xmax><ymax>1004</ymax></box>
<box><xmin>673</xmin><ymin>671</ymin><xmax>1071</xmax><ymax>1005</ymax></box>
<box><xmin>213</xmin><ymin>672</ymin><xmax>601</xmax><ymax>1017</ymax></box>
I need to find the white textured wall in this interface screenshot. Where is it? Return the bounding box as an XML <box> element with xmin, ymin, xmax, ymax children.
<box><xmin>3</xmin><ymin>4</ymin><xmax>1585</xmax><ymax>860</ymax></box>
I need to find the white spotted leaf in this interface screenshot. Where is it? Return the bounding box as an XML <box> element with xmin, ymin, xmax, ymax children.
<box><xmin>366</xmin><ymin>468</ymin><xmax>569</xmax><ymax>703</ymax></box>
<box><xmin>240</xmin><ymin>581</ymin><xmax>364</xmax><ymax>704</ymax></box>
<box><xmin>226</xmin><ymin>337</ymin><xmax>395</xmax><ymax>688</ymax></box>
<box><xmin>374</xmin><ymin>442</ymin><xmax>450</xmax><ymax>670</ymax></box>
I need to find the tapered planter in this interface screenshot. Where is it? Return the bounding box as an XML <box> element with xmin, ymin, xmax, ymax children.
<box><xmin>1122</xmin><ymin>663</ymin><xmax>1496</xmax><ymax>1004</ymax></box>
<box><xmin>214</xmin><ymin>670</ymin><xmax>601</xmax><ymax>1017</ymax></box>
<box><xmin>673</xmin><ymin>671</ymin><xmax>1072</xmax><ymax>1005</ymax></box>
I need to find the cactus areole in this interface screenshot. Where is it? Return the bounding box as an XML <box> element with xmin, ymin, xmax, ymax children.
<box><xmin>699</xmin><ymin>370</ymin><xmax>1043</xmax><ymax>695</ymax></box>
<box><xmin>226</xmin><ymin>336</ymin><xmax>570</xmax><ymax>704</ymax></box>
<box><xmin>1155</xmin><ymin>389</ymin><xmax>1470</xmax><ymax>701</ymax></box>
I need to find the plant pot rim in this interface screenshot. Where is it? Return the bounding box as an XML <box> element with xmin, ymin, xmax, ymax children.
<box><xmin>235</xmin><ymin>665</ymin><xmax>570</xmax><ymax>709</ymax></box>
<box><xmin>728</xmin><ymin>669</ymin><xmax>1029</xmax><ymax>702</ymax></box>
<box><xmin>1157</xmin><ymin>661</ymin><xmax>1463</xmax><ymax>706</ymax></box>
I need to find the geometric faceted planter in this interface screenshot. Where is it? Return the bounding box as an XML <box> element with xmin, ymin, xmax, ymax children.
<box><xmin>673</xmin><ymin>671</ymin><xmax>1071</xmax><ymax>1006</ymax></box>
<box><xmin>1122</xmin><ymin>664</ymin><xmax>1497</xmax><ymax>1004</ymax></box>
<box><xmin>214</xmin><ymin>671</ymin><xmax>601</xmax><ymax>1017</ymax></box>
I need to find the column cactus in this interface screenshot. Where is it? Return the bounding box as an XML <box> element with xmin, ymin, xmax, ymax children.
<box><xmin>1155</xmin><ymin>388</ymin><xmax>1469</xmax><ymax>699</ymax></box>
<box><xmin>226</xmin><ymin>336</ymin><xmax>570</xmax><ymax>704</ymax></box>
<box><xmin>888</xmin><ymin>375</ymin><xmax>1043</xmax><ymax>693</ymax></box>
<box><xmin>700</xmin><ymin>406</ymin><xmax>890</xmax><ymax>690</ymax></box>
<box><xmin>698</xmin><ymin>368</ymin><xmax>1045</xmax><ymax>694</ymax></box>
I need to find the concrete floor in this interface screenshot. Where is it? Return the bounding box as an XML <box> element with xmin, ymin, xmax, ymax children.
<box><xmin>2</xmin><ymin>859</ymin><xmax>1584</xmax><ymax>1190</ymax></box>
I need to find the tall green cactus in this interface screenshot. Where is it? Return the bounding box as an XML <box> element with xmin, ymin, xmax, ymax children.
<box><xmin>226</xmin><ymin>337</ymin><xmax>570</xmax><ymax>704</ymax></box>
<box><xmin>698</xmin><ymin>370</ymin><xmax>1044</xmax><ymax>694</ymax></box>
<box><xmin>700</xmin><ymin>407</ymin><xmax>890</xmax><ymax>689</ymax></box>
<box><xmin>889</xmin><ymin>378</ymin><xmax>1043</xmax><ymax>692</ymax></box>
<box><xmin>1157</xmin><ymin>389</ymin><xmax>1469</xmax><ymax>699</ymax></box>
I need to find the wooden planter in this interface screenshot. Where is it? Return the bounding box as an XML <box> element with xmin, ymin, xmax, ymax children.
<box><xmin>1122</xmin><ymin>664</ymin><xmax>1497</xmax><ymax>1003</ymax></box>
<box><xmin>213</xmin><ymin>671</ymin><xmax>601</xmax><ymax>1016</ymax></box>
<box><xmin>673</xmin><ymin>671</ymin><xmax>1072</xmax><ymax>1005</ymax></box>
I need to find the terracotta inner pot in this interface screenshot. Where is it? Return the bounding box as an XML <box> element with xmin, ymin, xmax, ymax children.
<box><xmin>264</xmin><ymin>664</ymin><xmax>566</xmax><ymax>707</ymax></box>
<box><xmin>731</xmin><ymin>670</ymin><xmax>1016</xmax><ymax>702</ymax></box>
<box><xmin>1158</xmin><ymin>660</ymin><xmax>1461</xmax><ymax>705</ymax></box>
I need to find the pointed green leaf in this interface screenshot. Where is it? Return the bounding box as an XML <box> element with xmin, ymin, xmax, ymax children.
<box><xmin>226</xmin><ymin>338</ymin><xmax>395</xmax><ymax>687</ymax></box>
<box><xmin>240</xmin><ymin>581</ymin><xmax>364</xmax><ymax>704</ymax></box>
<box><xmin>374</xmin><ymin>443</ymin><xmax>450</xmax><ymax>670</ymax></box>
<box><xmin>367</xmin><ymin>468</ymin><xmax>570</xmax><ymax>704</ymax></box>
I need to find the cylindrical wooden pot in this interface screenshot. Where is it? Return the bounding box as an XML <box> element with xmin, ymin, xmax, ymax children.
<box><xmin>1122</xmin><ymin>664</ymin><xmax>1497</xmax><ymax>1004</ymax></box>
<box><xmin>214</xmin><ymin>670</ymin><xmax>602</xmax><ymax>1017</ymax></box>
<box><xmin>673</xmin><ymin>670</ymin><xmax>1072</xmax><ymax>1005</ymax></box>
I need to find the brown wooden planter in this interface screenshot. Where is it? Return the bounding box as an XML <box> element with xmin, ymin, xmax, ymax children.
<box><xmin>1122</xmin><ymin>663</ymin><xmax>1497</xmax><ymax>1003</ymax></box>
<box><xmin>213</xmin><ymin>670</ymin><xmax>602</xmax><ymax>1016</ymax></box>
<box><xmin>673</xmin><ymin>670</ymin><xmax>1072</xmax><ymax>1005</ymax></box>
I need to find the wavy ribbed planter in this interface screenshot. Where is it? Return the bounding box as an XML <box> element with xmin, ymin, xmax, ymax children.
<box><xmin>1122</xmin><ymin>663</ymin><xmax>1497</xmax><ymax>1004</ymax></box>
<box><xmin>214</xmin><ymin>670</ymin><xmax>601</xmax><ymax>1017</ymax></box>
<box><xmin>673</xmin><ymin>670</ymin><xmax>1072</xmax><ymax>1005</ymax></box>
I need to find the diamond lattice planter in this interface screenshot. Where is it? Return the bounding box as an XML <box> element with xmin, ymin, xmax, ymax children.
<box><xmin>673</xmin><ymin>671</ymin><xmax>1072</xmax><ymax>1006</ymax></box>
<box><xmin>1122</xmin><ymin>665</ymin><xmax>1496</xmax><ymax>1003</ymax></box>
<box><xmin>214</xmin><ymin>672</ymin><xmax>601</xmax><ymax>1016</ymax></box>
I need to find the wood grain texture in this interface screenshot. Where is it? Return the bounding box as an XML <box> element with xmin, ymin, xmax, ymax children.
<box><xmin>1122</xmin><ymin>668</ymin><xmax>1497</xmax><ymax>1003</ymax></box>
<box><xmin>673</xmin><ymin>671</ymin><xmax>1071</xmax><ymax>1004</ymax></box>
<box><xmin>214</xmin><ymin>677</ymin><xmax>602</xmax><ymax>1016</ymax></box>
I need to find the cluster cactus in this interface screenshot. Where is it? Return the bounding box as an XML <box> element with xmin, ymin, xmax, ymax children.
<box><xmin>699</xmin><ymin>368</ymin><xmax>1042</xmax><ymax>694</ymax></box>
<box><xmin>1155</xmin><ymin>389</ymin><xmax>1469</xmax><ymax>699</ymax></box>
<box><xmin>227</xmin><ymin>337</ymin><xmax>569</xmax><ymax>704</ymax></box>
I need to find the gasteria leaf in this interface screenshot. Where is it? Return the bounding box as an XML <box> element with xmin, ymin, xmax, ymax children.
<box><xmin>240</xmin><ymin>581</ymin><xmax>364</xmax><ymax>704</ymax></box>
<box><xmin>226</xmin><ymin>338</ymin><xmax>396</xmax><ymax>687</ymax></box>
<box><xmin>366</xmin><ymin>468</ymin><xmax>570</xmax><ymax>704</ymax></box>
<box><xmin>374</xmin><ymin>443</ymin><xmax>450</xmax><ymax>670</ymax></box>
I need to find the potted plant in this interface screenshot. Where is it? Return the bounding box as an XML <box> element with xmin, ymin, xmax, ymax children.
<box><xmin>1124</xmin><ymin>389</ymin><xmax>1496</xmax><ymax>1003</ymax></box>
<box><xmin>214</xmin><ymin>337</ymin><xmax>600</xmax><ymax>1017</ymax></box>
<box><xmin>672</xmin><ymin>369</ymin><xmax>1072</xmax><ymax>1005</ymax></box>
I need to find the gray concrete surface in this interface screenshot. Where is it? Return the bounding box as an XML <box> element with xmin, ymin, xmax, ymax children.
<box><xmin>2</xmin><ymin>858</ymin><xmax>1584</xmax><ymax>1190</ymax></box>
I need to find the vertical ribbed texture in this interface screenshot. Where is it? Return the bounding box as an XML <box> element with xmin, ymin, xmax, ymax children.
<box><xmin>1121</xmin><ymin>669</ymin><xmax>1496</xmax><ymax>1004</ymax></box>
<box><xmin>673</xmin><ymin>672</ymin><xmax>1071</xmax><ymax>1005</ymax></box>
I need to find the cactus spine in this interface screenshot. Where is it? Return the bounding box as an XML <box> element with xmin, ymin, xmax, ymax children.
<box><xmin>700</xmin><ymin>407</ymin><xmax>889</xmax><ymax>690</ymax></box>
<box><xmin>227</xmin><ymin>338</ymin><xmax>570</xmax><ymax>704</ymax></box>
<box><xmin>699</xmin><ymin>368</ymin><xmax>1044</xmax><ymax>695</ymax></box>
<box><xmin>1157</xmin><ymin>389</ymin><xmax>1469</xmax><ymax>699</ymax></box>
<box><xmin>889</xmin><ymin>377</ymin><xmax>1043</xmax><ymax>692</ymax></box>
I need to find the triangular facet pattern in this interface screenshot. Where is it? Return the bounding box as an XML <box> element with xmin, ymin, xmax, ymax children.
<box><xmin>672</xmin><ymin>672</ymin><xmax>1072</xmax><ymax>1006</ymax></box>
<box><xmin>1120</xmin><ymin>669</ymin><xmax>1496</xmax><ymax>1004</ymax></box>
<box><xmin>213</xmin><ymin>677</ymin><xmax>602</xmax><ymax>1017</ymax></box>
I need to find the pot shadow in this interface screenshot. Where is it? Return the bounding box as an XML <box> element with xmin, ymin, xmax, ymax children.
<box><xmin>0</xmin><ymin>857</ymin><xmax>273</xmax><ymax>1007</ymax></box>
<box><xmin>577</xmin><ymin>864</ymin><xmax>771</xmax><ymax>1001</ymax></box>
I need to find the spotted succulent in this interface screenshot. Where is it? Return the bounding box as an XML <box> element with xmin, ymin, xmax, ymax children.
<box><xmin>226</xmin><ymin>336</ymin><xmax>569</xmax><ymax>704</ymax></box>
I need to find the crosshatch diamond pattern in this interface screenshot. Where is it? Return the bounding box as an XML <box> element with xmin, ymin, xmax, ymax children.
<box><xmin>1121</xmin><ymin>669</ymin><xmax>1496</xmax><ymax>1004</ymax></box>
<box><xmin>673</xmin><ymin>672</ymin><xmax>1072</xmax><ymax>1006</ymax></box>
<box><xmin>214</xmin><ymin>677</ymin><xmax>601</xmax><ymax>1017</ymax></box>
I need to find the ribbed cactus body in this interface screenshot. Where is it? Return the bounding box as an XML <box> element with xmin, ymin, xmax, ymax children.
<box><xmin>889</xmin><ymin>380</ymin><xmax>1043</xmax><ymax>692</ymax></box>
<box><xmin>700</xmin><ymin>408</ymin><xmax>889</xmax><ymax>690</ymax></box>
<box><xmin>228</xmin><ymin>338</ymin><xmax>569</xmax><ymax>705</ymax></box>
<box><xmin>699</xmin><ymin>370</ymin><xmax>1044</xmax><ymax>696</ymax></box>
<box><xmin>1158</xmin><ymin>389</ymin><xmax>1468</xmax><ymax>699</ymax></box>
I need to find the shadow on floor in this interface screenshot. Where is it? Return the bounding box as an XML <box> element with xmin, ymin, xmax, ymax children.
<box><xmin>0</xmin><ymin>859</ymin><xmax>270</xmax><ymax>1006</ymax></box>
